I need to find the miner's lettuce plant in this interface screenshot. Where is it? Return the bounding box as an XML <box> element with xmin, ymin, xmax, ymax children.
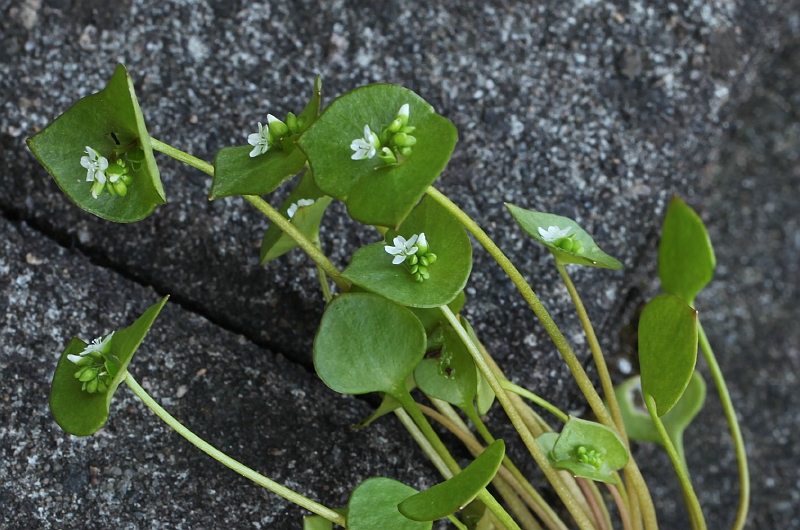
<box><xmin>28</xmin><ymin>64</ymin><xmax>749</xmax><ymax>530</ymax></box>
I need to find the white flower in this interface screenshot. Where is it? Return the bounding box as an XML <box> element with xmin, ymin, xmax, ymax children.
<box><xmin>287</xmin><ymin>198</ymin><xmax>316</xmax><ymax>219</ymax></box>
<box><xmin>247</xmin><ymin>122</ymin><xmax>271</xmax><ymax>157</ymax></box>
<box><xmin>384</xmin><ymin>234</ymin><xmax>419</xmax><ymax>265</ymax></box>
<box><xmin>80</xmin><ymin>146</ymin><xmax>109</xmax><ymax>185</ymax></box>
<box><xmin>538</xmin><ymin>225</ymin><xmax>571</xmax><ymax>242</ymax></box>
<box><xmin>350</xmin><ymin>125</ymin><xmax>379</xmax><ymax>160</ymax></box>
<box><xmin>67</xmin><ymin>332</ymin><xmax>114</xmax><ymax>365</ymax></box>
<box><xmin>397</xmin><ymin>103</ymin><xmax>409</xmax><ymax>120</ymax></box>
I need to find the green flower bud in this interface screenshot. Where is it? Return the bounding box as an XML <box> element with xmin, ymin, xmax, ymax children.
<box><xmin>378</xmin><ymin>147</ymin><xmax>398</xmax><ymax>165</ymax></box>
<box><xmin>112</xmin><ymin>180</ymin><xmax>128</xmax><ymax>196</ymax></box>
<box><xmin>410</xmin><ymin>264</ymin><xmax>419</xmax><ymax>274</ymax></box>
<box><xmin>419</xmin><ymin>255</ymin><xmax>429</xmax><ymax>267</ymax></box>
<box><xmin>426</xmin><ymin>253</ymin><xmax>437</xmax><ymax>264</ymax></box>
<box><xmin>408</xmin><ymin>254</ymin><xmax>419</xmax><ymax>265</ymax></box>
<box><xmin>400</xmin><ymin>126</ymin><xmax>416</xmax><ymax>134</ymax></box>
<box><xmin>267</xmin><ymin>114</ymin><xmax>289</xmax><ymax>138</ymax></box>
<box><xmin>392</xmin><ymin>133</ymin><xmax>417</xmax><ymax>148</ymax></box>
<box><xmin>96</xmin><ymin>380</ymin><xmax>109</xmax><ymax>393</ymax></box>
<box><xmin>78</xmin><ymin>367</ymin><xmax>98</xmax><ymax>382</ymax></box>
<box><xmin>286</xmin><ymin>112</ymin><xmax>299</xmax><ymax>133</ymax></box>
<box><xmin>120</xmin><ymin>174</ymin><xmax>133</xmax><ymax>185</ymax></box>
<box><xmin>400</xmin><ymin>147</ymin><xmax>413</xmax><ymax>157</ymax></box>
<box><xmin>91</xmin><ymin>179</ymin><xmax>106</xmax><ymax>198</ymax></box>
<box><xmin>106</xmin><ymin>161</ymin><xmax>128</xmax><ymax>178</ymax></box>
<box><xmin>388</xmin><ymin>117</ymin><xmax>404</xmax><ymax>133</ymax></box>
<box><xmin>85</xmin><ymin>378</ymin><xmax>99</xmax><ymax>394</ymax></box>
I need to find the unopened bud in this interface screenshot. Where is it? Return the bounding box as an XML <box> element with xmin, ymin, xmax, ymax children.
<box><xmin>267</xmin><ymin>114</ymin><xmax>289</xmax><ymax>138</ymax></box>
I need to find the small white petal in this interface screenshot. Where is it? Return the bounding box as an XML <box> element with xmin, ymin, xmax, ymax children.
<box><xmin>97</xmin><ymin>157</ymin><xmax>109</xmax><ymax>171</ymax></box>
<box><xmin>406</xmin><ymin>234</ymin><xmax>419</xmax><ymax>247</ymax></box>
<box><xmin>67</xmin><ymin>354</ymin><xmax>83</xmax><ymax>365</ymax></box>
<box><xmin>248</xmin><ymin>133</ymin><xmax>262</xmax><ymax>147</ymax></box>
<box><xmin>80</xmin><ymin>156</ymin><xmax>92</xmax><ymax>169</ymax></box>
<box><xmin>287</xmin><ymin>203</ymin><xmax>299</xmax><ymax>219</ymax></box>
<box><xmin>392</xmin><ymin>255</ymin><xmax>406</xmax><ymax>265</ymax></box>
<box><xmin>398</xmin><ymin>104</ymin><xmax>410</xmax><ymax>117</ymax></box>
<box><xmin>249</xmin><ymin>145</ymin><xmax>262</xmax><ymax>157</ymax></box>
<box><xmin>385</xmin><ymin>246</ymin><xmax>403</xmax><ymax>255</ymax></box>
<box><xmin>417</xmin><ymin>233</ymin><xmax>427</xmax><ymax>247</ymax></box>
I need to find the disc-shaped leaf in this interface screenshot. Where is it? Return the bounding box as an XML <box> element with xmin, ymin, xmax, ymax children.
<box><xmin>260</xmin><ymin>170</ymin><xmax>332</xmax><ymax>264</ymax></box>
<box><xmin>343</xmin><ymin>195</ymin><xmax>472</xmax><ymax>308</ymax></box>
<box><xmin>460</xmin><ymin>316</ymin><xmax>495</xmax><ymax>415</ymax></box>
<box><xmin>658</xmin><ymin>195</ymin><xmax>716</xmax><ymax>307</ymax></box>
<box><xmin>638</xmin><ymin>294</ymin><xmax>699</xmax><ymax>416</ymax></box>
<box><xmin>398</xmin><ymin>440</ymin><xmax>505</xmax><ymax>521</ymax></box>
<box><xmin>210</xmin><ymin>76</ymin><xmax>322</xmax><ymax>199</ymax></box>
<box><xmin>347</xmin><ymin>478</ymin><xmax>431</xmax><ymax>530</ymax></box>
<box><xmin>297</xmin><ymin>84</ymin><xmax>457</xmax><ymax>228</ymax></box>
<box><xmin>49</xmin><ymin>296</ymin><xmax>169</xmax><ymax>436</ymax></box>
<box><xmin>314</xmin><ymin>293</ymin><xmax>426</xmax><ymax>396</ymax></box>
<box><xmin>409</xmin><ymin>290</ymin><xmax>466</xmax><ymax>334</ymax></box>
<box><xmin>505</xmin><ymin>204</ymin><xmax>622</xmax><ymax>269</ymax></box>
<box><xmin>546</xmin><ymin>417</ymin><xmax>629</xmax><ymax>484</ymax></box>
<box><xmin>414</xmin><ymin>324</ymin><xmax>478</xmax><ymax>412</ymax></box>
<box><xmin>27</xmin><ymin>64</ymin><xmax>165</xmax><ymax>222</ymax></box>
<box><xmin>615</xmin><ymin>372</ymin><xmax>706</xmax><ymax>454</ymax></box>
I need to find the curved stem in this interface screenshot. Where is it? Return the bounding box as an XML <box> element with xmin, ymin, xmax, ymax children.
<box><xmin>123</xmin><ymin>373</ymin><xmax>346</xmax><ymax>527</ymax></box>
<box><xmin>644</xmin><ymin>394</ymin><xmax>707</xmax><ymax>530</ymax></box>
<box><xmin>608</xmin><ymin>483</ymin><xmax>634</xmax><ymax>530</ymax></box>
<box><xmin>150</xmin><ymin>137</ymin><xmax>215</xmax><ymax>175</ymax></box>
<box><xmin>697</xmin><ymin>322</ymin><xmax>749</xmax><ymax>530</ymax></box>
<box><xmin>312</xmin><ymin>236</ymin><xmax>333</xmax><ymax>303</ymax></box>
<box><xmin>394</xmin><ymin>408</ymin><xmax>453</xmax><ymax>479</ymax></box>
<box><xmin>428</xmin><ymin>187</ymin><xmax>657</xmax><ymax>530</ymax></box>
<box><xmin>499</xmin><ymin>380</ymin><xmax>569</xmax><ymax>424</ymax></box>
<box><xmin>576</xmin><ymin>478</ymin><xmax>609</xmax><ymax>530</ymax></box>
<box><xmin>447</xmin><ymin>514</ymin><xmax>469</xmax><ymax>530</ymax></box>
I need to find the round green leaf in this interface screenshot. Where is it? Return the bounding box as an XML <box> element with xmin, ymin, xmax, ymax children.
<box><xmin>658</xmin><ymin>195</ymin><xmax>716</xmax><ymax>307</ymax></box>
<box><xmin>260</xmin><ymin>169</ymin><xmax>332</xmax><ymax>264</ymax></box>
<box><xmin>398</xmin><ymin>440</ymin><xmax>506</xmax><ymax>521</ymax></box>
<box><xmin>210</xmin><ymin>76</ymin><xmax>322</xmax><ymax>199</ymax></box>
<box><xmin>313</xmin><ymin>293</ymin><xmax>426</xmax><ymax>396</ymax></box>
<box><xmin>297</xmin><ymin>84</ymin><xmax>457</xmax><ymax>228</ymax></box>
<box><xmin>49</xmin><ymin>296</ymin><xmax>169</xmax><ymax>436</ymax></box>
<box><xmin>347</xmin><ymin>478</ymin><xmax>431</xmax><ymax>530</ymax></box>
<box><xmin>505</xmin><ymin>204</ymin><xmax>622</xmax><ymax>269</ymax></box>
<box><xmin>27</xmin><ymin>64</ymin><xmax>165</xmax><ymax>222</ymax></box>
<box><xmin>343</xmin><ymin>195</ymin><xmax>472</xmax><ymax>308</ymax></box>
<box><xmin>414</xmin><ymin>324</ymin><xmax>478</xmax><ymax>412</ymax></box>
<box><xmin>638</xmin><ymin>294</ymin><xmax>699</xmax><ymax>416</ymax></box>
<box><xmin>548</xmin><ymin>417</ymin><xmax>629</xmax><ymax>484</ymax></box>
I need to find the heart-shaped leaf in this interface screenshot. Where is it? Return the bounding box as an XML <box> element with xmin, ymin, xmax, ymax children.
<box><xmin>414</xmin><ymin>323</ymin><xmax>478</xmax><ymax>413</ymax></box>
<box><xmin>347</xmin><ymin>478</ymin><xmax>432</xmax><ymax>530</ymax></box>
<box><xmin>615</xmin><ymin>372</ymin><xmax>706</xmax><ymax>466</ymax></box>
<box><xmin>27</xmin><ymin>64</ymin><xmax>165</xmax><ymax>222</ymax></box>
<box><xmin>313</xmin><ymin>293</ymin><xmax>426</xmax><ymax>396</ymax></box>
<box><xmin>638</xmin><ymin>294</ymin><xmax>699</xmax><ymax>416</ymax></box>
<box><xmin>505</xmin><ymin>204</ymin><xmax>622</xmax><ymax>269</ymax></box>
<box><xmin>540</xmin><ymin>417</ymin><xmax>628</xmax><ymax>484</ymax></box>
<box><xmin>210</xmin><ymin>76</ymin><xmax>322</xmax><ymax>199</ymax></box>
<box><xmin>49</xmin><ymin>296</ymin><xmax>169</xmax><ymax>436</ymax></box>
<box><xmin>658</xmin><ymin>195</ymin><xmax>716</xmax><ymax>307</ymax></box>
<box><xmin>398</xmin><ymin>440</ymin><xmax>506</xmax><ymax>521</ymax></box>
<box><xmin>343</xmin><ymin>195</ymin><xmax>472</xmax><ymax>308</ymax></box>
<box><xmin>260</xmin><ymin>169</ymin><xmax>332</xmax><ymax>264</ymax></box>
<box><xmin>297</xmin><ymin>84</ymin><xmax>458</xmax><ymax>228</ymax></box>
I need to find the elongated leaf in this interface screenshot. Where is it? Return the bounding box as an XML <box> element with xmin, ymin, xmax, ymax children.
<box><xmin>210</xmin><ymin>77</ymin><xmax>322</xmax><ymax>199</ymax></box>
<box><xmin>297</xmin><ymin>84</ymin><xmax>457</xmax><ymax>228</ymax></box>
<box><xmin>27</xmin><ymin>64</ymin><xmax>165</xmax><ymax>222</ymax></box>
<box><xmin>399</xmin><ymin>440</ymin><xmax>505</xmax><ymax>521</ymax></box>
<box><xmin>343</xmin><ymin>195</ymin><xmax>472</xmax><ymax>308</ymax></box>
<box><xmin>658</xmin><ymin>195</ymin><xmax>716</xmax><ymax>306</ymax></box>
<box><xmin>260</xmin><ymin>170</ymin><xmax>332</xmax><ymax>264</ymax></box>
<box><xmin>49</xmin><ymin>297</ymin><xmax>169</xmax><ymax>436</ymax></box>
<box><xmin>505</xmin><ymin>204</ymin><xmax>622</xmax><ymax>269</ymax></box>
<box><xmin>313</xmin><ymin>293</ymin><xmax>426</xmax><ymax>396</ymax></box>
<box><xmin>638</xmin><ymin>294</ymin><xmax>699</xmax><ymax>416</ymax></box>
<box><xmin>545</xmin><ymin>417</ymin><xmax>628</xmax><ymax>484</ymax></box>
<box><xmin>347</xmin><ymin>478</ymin><xmax>431</xmax><ymax>530</ymax></box>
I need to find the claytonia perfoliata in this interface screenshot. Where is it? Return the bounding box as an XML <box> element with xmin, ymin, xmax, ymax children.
<box><xmin>350</xmin><ymin>125</ymin><xmax>380</xmax><ymax>160</ymax></box>
<box><xmin>66</xmin><ymin>332</ymin><xmax>120</xmax><ymax>394</ymax></box>
<box><xmin>538</xmin><ymin>225</ymin><xmax>572</xmax><ymax>242</ymax></box>
<box><xmin>576</xmin><ymin>446</ymin><xmax>605</xmax><ymax>470</ymax></box>
<box><xmin>248</xmin><ymin>122</ymin><xmax>272</xmax><ymax>157</ymax></box>
<box><xmin>80</xmin><ymin>146</ymin><xmax>109</xmax><ymax>198</ymax></box>
<box><xmin>287</xmin><ymin>198</ymin><xmax>316</xmax><ymax>219</ymax></box>
<box><xmin>385</xmin><ymin>234</ymin><xmax>419</xmax><ymax>264</ymax></box>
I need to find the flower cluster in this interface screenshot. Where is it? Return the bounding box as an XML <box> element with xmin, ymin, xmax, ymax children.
<box><xmin>287</xmin><ymin>198</ymin><xmax>316</xmax><ymax>219</ymax></box>
<box><xmin>67</xmin><ymin>332</ymin><xmax>121</xmax><ymax>394</ymax></box>
<box><xmin>350</xmin><ymin>104</ymin><xmax>417</xmax><ymax>165</ymax></box>
<box><xmin>384</xmin><ymin>232</ymin><xmax>437</xmax><ymax>282</ymax></box>
<box><xmin>538</xmin><ymin>225</ymin><xmax>585</xmax><ymax>254</ymax></box>
<box><xmin>248</xmin><ymin>112</ymin><xmax>305</xmax><ymax>157</ymax></box>
<box><xmin>80</xmin><ymin>146</ymin><xmax>134</xmax><ymax>199</ymax></box>
<box><xmin>576</xmin><ymin>446</ymin><xmax>605</xmax><ymax>470</ymax></box>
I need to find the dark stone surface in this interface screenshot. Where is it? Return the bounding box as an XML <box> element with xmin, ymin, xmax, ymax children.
<box><xmin>1</xmin><ymin>0</ymin><xmax>799</xmax><ymax>528</ymax></box>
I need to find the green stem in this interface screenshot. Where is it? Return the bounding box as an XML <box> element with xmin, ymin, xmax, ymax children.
<box><xmin>555</xmin><ymin>260</ymin><xmax>628</xmax><ymax>445</ymax></box>
<box><xmin>644</xmin><ymin>393</ymin><xmax>707</xmax><ymax>530</ymax></box>
<box><xmin>499</xmin><ymin>380</ymin><xmax>569</xmax><ymax>424</ymax></box>
<box><xmin>447</xmin><ymin>514</ymin><xmax>470</xmax><ymax>530</ymax></box>
<box><xmin>150</xmin><ymin>137</ymin><xmax>214</xmax><ymax>175</ymax></box>
<box><xmin>393</xmin><ymin>408</ymin><xmax>453</xmax><ymax>479</ymax></box>
<box><xmin>439</xmin><ymin>305</ymin><xmax>596</xmax><ymax>530</ymax></box>
<box><xmin>608</xmin><ymin>483</ymin><xmax>634</xmax><ymax>530</ymax></box>
<box><xmin>123</xmin><ymin>372</ymin><xmax>346</xmax><ymax>527</ymax></box>
<box><xmin>313</xmin><ymin>236</ymin><xmax>333</xmax><ymax>303</ymax></box>
<box><xmin>697</xmin><ymin>322</ymin><xmax>750</xmax><ymax>530</ymax></box>
<box><xmin>575</xmin><ymin>477</ymin><xmax>610</xmax><ymax>530</ymax></box>
<box><xmin>427</xmin><ymin>187</ymin><xmax>658</xmax><ymax>530</ymax></box>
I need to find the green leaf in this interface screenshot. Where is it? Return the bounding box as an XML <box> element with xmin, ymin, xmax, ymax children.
<box><xmin>343</xmin><ymin>195</ymin><xmax>472</xmax><ymax>308</ymax></box>
<box><xmin>505</xmin><ymin>204</ymin><xmax>622</xmax><ymax>269</ymax></box>
<box><xmin>27</xmin><ymin>64</ymin><xmax>165</xmax><ymax>223</ymax></box>
<box><xmin>297</xmin><ymin>84</ymin><xmax>458</xmax><ymax>228</ymax></box>
<box><xmin>638</xmin><ymin>294</ymin><xmax>699</xmax><ymax>416</ymax></box>
<box><xmin>313</xmin><ymin>293</ymin><xmax>426</xmax><ymax>396</ymax></box>
<box><xmin>302</xmin><ymin>516</ymin><xmax>332</xmax><ymax>530</ymax></box>
<box><xmin>615</xmin><ymin>372</ymin><xmax>706</xmax><ymax>465</ymax></box>
<box><xmin>460</xmin><ymin>316</ymin><xmax>495</xmax><ymax>415</ymax></box>
<box><xmin>49</xmin><ymin>296</ymin><xmax>169</xmax><ymax>436</ymax></box>
<box><xmin>398</xmin><ymin>440</ymin><xmax>506</xmax><ymax>521</ymax></box>
<box><xmin>260</xmin><ymin>170</ymin><xmax>332</xmax><ymax>264</ymax></box>
<box><xmin>546</xmin><ymin>417</ymin><xmax>629</xmax><ymax>484</ymax></box>
<box><xmin>414</xmin><ymin>323</ymin><xmax>478</xmax><ymax>412</ymax></box>
<box><xmin>210</xmin><ymin>76</ymin><xmax>322</xmax><ymax>199</ymax></box>
<box><xmin>347</xmin><ymin>478</ymin><xmax>431</xmax><ymax>530</ymax></box>
<box><xmin>409</xmin><ymin>290</ymin><xmax>465</xmax><ymax>334</ymax></box>
<box><xmin>658</xmin><ymin>195</ymin><xmax>716</xmax><ymax>307</ymax></box>
<box><xmin>353</xmin><ymin>393</ymin><xmax>402</xmax><ymax>430</ymax></box>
